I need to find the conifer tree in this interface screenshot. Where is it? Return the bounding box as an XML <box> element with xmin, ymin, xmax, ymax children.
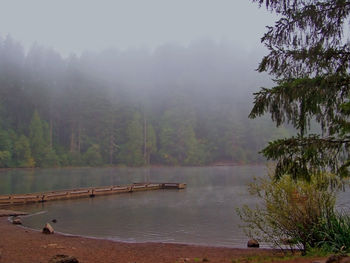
<box><xmin>13</xmin><ymin>135</ymin><xmax>35</xmax><ymax>167</ymax></box>
<box><xmin>29</xmin><ymin>110</ymin><xmax>49</xmax><ymax>167</ymax></box>
<box><xmin>119</xmin><ymin>112</ymin><xmax>145</xmax><ymax>166</ymax></box>
<box><xmin>0</xmin><ymin>130</ymin><xmax>13</xmax><ymax>167</ymax></box>
<box><xmin>250</xmin><ymin>0</ymin><xmax>350</xmax><ymax>179</ymax></box>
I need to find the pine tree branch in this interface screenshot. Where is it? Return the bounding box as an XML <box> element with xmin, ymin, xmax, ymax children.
<box><xmin>262</xmin><ymin>134</ymin><xmax>350</xmax><ymax>179</ymax></box>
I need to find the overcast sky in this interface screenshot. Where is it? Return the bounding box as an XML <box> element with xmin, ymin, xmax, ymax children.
<box><xmin>0</xmin><ymin>0</ymin><xmax>275</xmax><ymax>56</ymax></box>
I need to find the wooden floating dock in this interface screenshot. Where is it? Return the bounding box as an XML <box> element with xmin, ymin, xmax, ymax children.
<box><xmin>0</xmin><ymin>182</ymin><xmax>186</xmax><ymax>207</ymax></box>
<box><xmin>0</xmin><ymin>209</ymin><xmax>28</xmax><ymax>217</ymax></box>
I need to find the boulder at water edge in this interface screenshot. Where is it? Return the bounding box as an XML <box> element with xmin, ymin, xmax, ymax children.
<box><xmin>247</xmin><ymin>239</ymin><xmax>259</xmax><ymax>248</ymax></box>
<box><xmin>12</xmin><ymin>217</ymin><xmax>22</xmax><ymax>225</ymax></box>
<box><xmin>42</xmin><ymin>223</ymin><xmax>54</xmax><ymax>234</ymax></box>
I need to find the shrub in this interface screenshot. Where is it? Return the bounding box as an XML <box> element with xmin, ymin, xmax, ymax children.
<box><xmin>236</xmin><ymin>173</ymin><xmax>348</xmax><ymax>253</ymax></box>
<box><xmin>83</xmin><ymin>144</ymin><xmax>103</xmax><ymax>167</ymax></box>
<box><xmin>314</xmin><ymin>210</ymin><xmax>350</xmax><ymax>253</ymax></box>
<box><xmin>67</xmin><ymin>152</ymin><xmax>82</xmax><ymax>166</ymax></box>
<box><xmin>41</xmin><ymin>147</ymin><xmax>60</xmax><ymax>167</ymax></box>
<box><xmin>0</xmin><ymin>150</ymin><xmax>11</xmax><ymax>167</ymax></box>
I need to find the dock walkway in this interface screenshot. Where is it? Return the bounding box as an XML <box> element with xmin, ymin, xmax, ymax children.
<box><xmin>0</xmin><ymin>182</ymin><xmax>186</xmax><ymax>207</ymax></box>
<box><xmin>0</xmin><ymin>209</ymin><xmax>28</xmax><ymax>217</ymax></box>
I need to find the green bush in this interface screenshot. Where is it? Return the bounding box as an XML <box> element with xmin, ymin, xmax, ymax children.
<box><xmin>0</xmin><ymin>150</ymin><xmax>11</xmax><ymax>167</ymax></box>
<box><xmin>314</xmin><ymin>210</ymin><xmax>350</xmax><ymax>253</ymax></box>
<box><xmin>237</xmin><ymin>172</ymin><xmax>349</xmax><ymax>253</ymax></box>
<box><xmin>58</xmin><ymin>153</ymin><xmax>70</xmax><ymax>167</ymax></box>
<box><xmin>67</xmin><ymin>152</ymin><xmax>82</xmax><ymax>166</ymax></box>
<box><xmin>83</xmin><ymin>144</ymin><xmax>103</xmax><ymax>167</ymax></box>
<box><xmin>41</xmin><ymin>147</ymin><xmax>60</xmax><ymax>167</ymax></box>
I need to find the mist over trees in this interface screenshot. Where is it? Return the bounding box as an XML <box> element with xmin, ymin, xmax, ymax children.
<box><xmin>0</xmin><ymin>35</ymin><xmax>289</xmax><ymax>168</ymax></box>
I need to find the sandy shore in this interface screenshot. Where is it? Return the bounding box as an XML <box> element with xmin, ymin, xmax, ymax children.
<box><xmin>0</xmin><ymin>216</ymin><xmax>322</xmax><ymax>263</ymax></box>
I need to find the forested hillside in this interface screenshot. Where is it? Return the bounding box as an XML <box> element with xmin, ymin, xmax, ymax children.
<box><xmin>0</xmin><ymin>35</ymin><xmax>290</xmax><ymax>168</ymax></box>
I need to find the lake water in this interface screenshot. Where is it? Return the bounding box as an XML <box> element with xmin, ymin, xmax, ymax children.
<box><xmin>0</xmin><ymin>166</ymin><xmax>266</xmax><ymax>247</ymax></box>
<box><xmin>1</xmin><ymin>166</ymin><xmax>348</xmax><ymax>248</ymax></box>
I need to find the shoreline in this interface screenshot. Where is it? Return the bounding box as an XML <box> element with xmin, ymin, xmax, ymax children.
<box><xmin>0</xmin><ymin>216</ymin><xmax>322</xmax><ymax>263</ymax></box>
<box><xmin>13</xmin><ymin>219</ymin><xmax>251</xmax><ymax>250</ymax></box>
<box><xmin>0</xmin><ymin>162</ymin><xmax>267</xmax><ymax>172</ymax></box>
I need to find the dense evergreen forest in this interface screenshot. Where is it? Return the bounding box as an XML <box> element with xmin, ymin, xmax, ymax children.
<box><xmin>0</xmin><ymin>35</ymin><xmax>290</xmax><ymax>168</ymax></box>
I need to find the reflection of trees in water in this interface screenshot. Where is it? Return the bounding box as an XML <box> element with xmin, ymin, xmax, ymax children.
<box><xmin>0</xmin><ymin>166</ymin><xmax>265</xmax><ymax>195</ymax></box>
<box><xmin>0</xmin><ymin>173</ymin><xmax>11</xmax><ymax>194</ymax></box>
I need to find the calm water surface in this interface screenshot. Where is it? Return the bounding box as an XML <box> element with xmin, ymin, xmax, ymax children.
<box><xmin>0</xmin><ymin>165</ymin><xmax>308</xmax><ymax>247</ymax></box>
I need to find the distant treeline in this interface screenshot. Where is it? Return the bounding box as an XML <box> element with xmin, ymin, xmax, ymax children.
<box><xmin>0</xmin><ymin>35</ymin><xmax>291</xmax><ymax>168</ymax></box>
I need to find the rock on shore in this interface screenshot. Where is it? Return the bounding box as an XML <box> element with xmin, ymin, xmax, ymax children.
<box><xmin>247</xmin><ymin>239</ymin><xmax>259</xmax><ymax>248</ymax></box>
<box><xmin>43</xmin><ymin>223</ymin><xmax>54</xmax><ymax>234</ymax></box>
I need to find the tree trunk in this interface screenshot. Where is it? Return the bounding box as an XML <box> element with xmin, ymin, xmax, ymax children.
<box><xmin>49</xmin><ymin>118</ymin><xmax>53</xmax><ymax>149</ymax></box>
<box><xmin>147</xmin><ymin>148</ymin><xmax>151</xmax><ymax>165</ymax></box>
<box><xmin>70</xmin><ymin>126</ymin><xmax>75</xmax><ymax>153</ymax></box>
<box><xmin>77</xmin><ymin>121</ymin><xmax>81</xmax><ymax>154</ymax></box>
<box><xmin>143</xmin><ymin>116</ymin><xmax>147</xmax><ymax>163</ymax></box>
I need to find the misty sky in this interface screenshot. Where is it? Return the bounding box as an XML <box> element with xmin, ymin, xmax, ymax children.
<box><xmin>0</xmin><ymin>0</ymin><xmax>275</xmax><ymax>56</ymax></box>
